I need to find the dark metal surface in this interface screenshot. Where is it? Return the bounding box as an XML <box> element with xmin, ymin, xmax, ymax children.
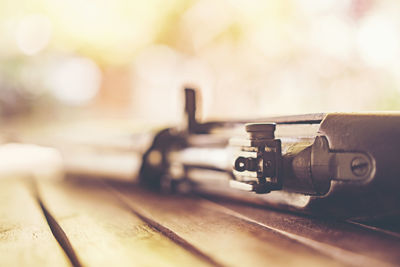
<box><xmin>139</xmin><ymin>88</ymin><xmax>400</xmax><ymax>220</ymax></box>
<box><xmin>302</xmin><ymin>113</ymin><xmax>400</xmax><ymax>219</ymax></box>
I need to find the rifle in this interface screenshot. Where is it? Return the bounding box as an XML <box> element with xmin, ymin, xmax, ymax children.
<box><xmin>19</xmin><ymin>87</ymin><xmax>398</xmax><ymax>220</ymax></box>
<box><xmin>137</xmin><ymin>88</ymin><xmax>400</xmax><ymax>220</ymax></box>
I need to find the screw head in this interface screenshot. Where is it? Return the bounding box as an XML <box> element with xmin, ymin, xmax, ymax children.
<box><xmin>350</xmin><ymin>157</ymin><xmax>369</xmax><ymax>177</ymax></box>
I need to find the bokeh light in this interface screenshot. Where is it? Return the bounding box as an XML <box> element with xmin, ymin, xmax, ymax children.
<box><xmin>47</xmin><ymin>57</ymin><xmax>102</xmax><ymax>106</ymax></box>
<box><xmin>0</xmin><ymin>0</ymin><xmax>399</xmax><ymax>123</ymax></box>
<box><xmin>357</xmin><ymin>14</ymin><xmax>400</xmax><ymax>68</ymax></box>
<box><xmin>16</xmin><ymin>14</ymin><xmax>52</xmax><ymax>55</ymax></box>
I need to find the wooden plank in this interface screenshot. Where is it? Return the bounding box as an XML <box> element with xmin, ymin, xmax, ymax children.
<box><xmin>350</xmin><ymin>217</ymin><xmax>400</xmax><ymax>237</ymax></box>
<box><xmin>36</xmin><ymin>179</ymin><xmax>210</xmax><ymax>267</ymax></box>
<box><xmin>0</xmin><ymin>178</ymin><xmax>69</xmax><ymax>266</ymax></box>
<box><xmin>203</xmin><ymin>198</ymin><xmax>400</xmax><ymax>266</ymax></box>
<box><xmin>109</xmin><ymin>183</ymin><xmax>342</xmax><ymax>267</ymax></box>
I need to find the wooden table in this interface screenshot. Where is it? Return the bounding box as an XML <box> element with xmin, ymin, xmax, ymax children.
<box><xmin>1</xmin><ymin>176</ymin><xmax>399</xmax><ymax>267</ymax></box>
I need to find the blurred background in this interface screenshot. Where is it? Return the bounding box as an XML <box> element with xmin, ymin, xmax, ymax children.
<box><xmin>0</xmin><ymin>0</ymin><xmax>400</xmax><ymax>127</ymax></box>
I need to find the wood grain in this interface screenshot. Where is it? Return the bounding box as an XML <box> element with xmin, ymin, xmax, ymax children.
<box><xmin>0</xmin><ymin>178</ymin><xmax>69</xmax><ymax>266</ymax></box>
<box><xmin>4</xmin><ymin>175</ymin><xmax>396</xmax><ymax>267</ymax></box>
<box><xmin>36</xmin><ymin>179</ymin><xmax>210</xmax><ymax>267</ymax></box>
<box><xmin>201</xmin><ymin>198</ymin><xmax>400</xmax><ymax>266</ymax></box>
<box><xmin>109</xmin><ymin>182</ymin><xmax>341</xmax><ymax>267</ymax></box>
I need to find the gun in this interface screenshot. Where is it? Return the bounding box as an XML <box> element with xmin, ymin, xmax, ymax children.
<box><xmin>16</xmin><ymin>87</ymin><xmax>398</xmax><ymax>220</ymax></box>
<box><xmin>138</xmin><ymin>88</ymin><xmax>400</xmax><ymax>220</ymax></box>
